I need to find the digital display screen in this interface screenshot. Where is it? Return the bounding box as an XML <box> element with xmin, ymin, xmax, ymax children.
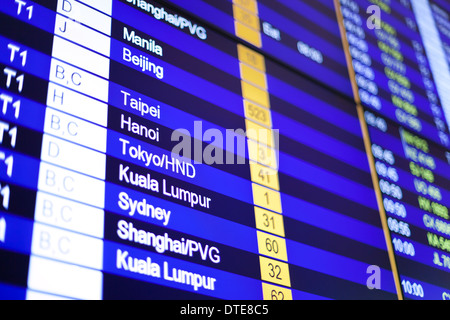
<box><xmin>0</xmin><ymin>0</ymin><xmax>449</xmax><ymax>301</ymax></box>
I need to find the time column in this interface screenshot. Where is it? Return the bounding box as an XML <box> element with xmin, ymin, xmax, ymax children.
<box><xmin>26</xmin><ymin>0</ymin><xmax>112</xmax><ymax>300</ymax></box>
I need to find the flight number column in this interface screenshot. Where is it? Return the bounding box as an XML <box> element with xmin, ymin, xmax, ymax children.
<box><xmin>26</xmin><ymin>0</ymin><xmax>112</xmax><ymax>300</ymax></box>
<box><xmin>412</xmin><ymin>0</ymin><xmax>450</xmax><ymax>138</ymax></box>
<box><xmin>233</xmin><ymin>0</ymin><xmax>292</xmax><ymax>297</ymax></box>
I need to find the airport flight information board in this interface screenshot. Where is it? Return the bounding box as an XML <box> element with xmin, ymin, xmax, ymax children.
<box><xmin>0</xmin><ymin>0</ymin><xmax>449</xmax><ymax>300</ymax></box>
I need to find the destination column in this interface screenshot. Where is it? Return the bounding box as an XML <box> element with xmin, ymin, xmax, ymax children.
<box><xmin>233</xmin><ymin>0</ymin><xmax>292</xmax><ymax>300</ymax></box>
<box><xmin>26</xmin><ymin>0</ymin><xmax>112</xmax><ymax>300</ymax></box>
